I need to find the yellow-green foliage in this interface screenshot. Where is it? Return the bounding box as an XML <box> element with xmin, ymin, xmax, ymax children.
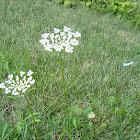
<box><xmin>52</xmin><ymin>0</ymin><xmax>140</xmax><ymax>26</ymax></box>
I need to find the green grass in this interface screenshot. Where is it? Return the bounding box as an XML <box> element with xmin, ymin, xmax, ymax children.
<box><xmin>0</xmin><ymin>0</ymin><xmax>140</xmax><ymax>139</ymax></box>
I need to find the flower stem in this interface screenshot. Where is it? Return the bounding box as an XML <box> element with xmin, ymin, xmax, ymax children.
<box><xmin>60</xmin><ymin>52</ymin><xmax>71</xmax><ymax>134</ymax></box>
<box><xmin>60</xmin><ymin>52</ymin><xmax>69</xmax><ymax>113</ymax></box>
<box><xmin>23</xmin><ymin>93</ymin><xmax>41</xmax><ymax>140</ymax></box>
<box><xmin>93</xmin><ymin>120</ymin><xmax>96</xmax><ymax>140</ymax></box>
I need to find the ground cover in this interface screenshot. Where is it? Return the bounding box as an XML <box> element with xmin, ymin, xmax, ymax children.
<box><xmin>0</xmin><ymin>0</ymin><xmax>140</xmax><ymax>139</ymax></box>
<box><xmin>52</xmin><ymin>0</ymin><xmax>140</xmax><ymax>27</ymax></box>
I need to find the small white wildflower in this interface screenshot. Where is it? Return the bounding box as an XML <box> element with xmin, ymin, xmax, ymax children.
<box><xmin>39</xmin><ymin>39</ymin><xmax>48</xmax><ymax>45</ymax></box>
<box><xmin>73</xmin><ymin>31</ymin><xmax>81</xmax><ymax>37</ymax></box>
<box><xmin>8</xmin><ymin>86</ymin><xmax>14</xmax><ymax>90</ymax></box>
<box><xmin>27</xmin><ymin>70</ymin><xmax>33</xmax><ymax>76</ymax></box>
<box><xmin>27</xmin><ymin>76</ymin><xmax>33</xmax><ymax>83</ymax></box>
<box><xmin>68</xmin><ymin>32</ymin><xmax>73</xmax><ymax>38</ymax></box>
<box><xmin>20</xmin><ymin>71</ymin><xmax>25</xmax><ymax>77</ymax></box>
<box><xmin>63</xmin><ymin>26</ymin><xmax>71</xmax><ymax>32</ymax></box>
<box><xmin>16</xmin><ymin>76</ymin><xmax>19</xmax><ymax>84</ymax></box>
<box><xmin>17</xmin><ymin>86</ymin><xmax>22</xmax><ymax>91</ymax></box>
<box><xmin>12</xmin><ymin>89</ymin><xmax>20</xmax><ymax>96</ymax></box>
<box><xmin>65</xmin><ymin>47</ymin><xmax>73</xmax><ymax>53</ymax></box>
<box><xmin>30</xmin><ymin>79</ymin><xmax>35</xmax><ymax>85</ymax></box>
<box><xmin>54</xmin><ymin>28</ymin><xmax>60</xmax><ymax>34</ymax></box>
<box><xmin>5</xmin><ymin>88</ymin><xmax>11</xmax><ymax>94</ymax></box>
<box><xmin>12</xmin><ymin>80</ymin><xmax>16</xmax><ymax>84</ymax></box>
<box><xmin>20</xmin><ymin>79</ymin><xmax>24</xmax><ymax>86</ymax></box>
<box><xmin>0</xmin><ymin>82</ymin><xmax>6</xmax><ymax>88</ymax></box>
<box><xmin>23</xmin><ymin>76</ymin><xmax>26</xmax><ymax>82</ymax></box>
<box><xmin>26</xmin><ymin>85</ymin><xmax>31</xmax><ymax>88</ymax></box>
<box><xmin>70</xmin><ymin>39</ymin><xmax>79</xmax><ymax>46</ymax></box>
<box><xmin>44</xmin><ymin>44</ymin><xmax>53</xmax><ymax>52</ymax></box>
<box><xmin>60</xmin><ymin>31</ymin><xmax>65</xmax><ymax>36</ymax></box>
<box><xmin>41</xmin><ymin>33</ymin><xmax>49</xmax><ymax>38</ymax></box>
<box><xmin>50</xmin><ymin>33</ymin><xmax>55</xmax><ymax>42</ymax></box>
<box><xmin>5</xmin><ymin>80</ymin><xmax>12</xmax><ymax>84</ymax></box>
<box><xmin>22</xmin><ymin>88</ymin><xmax>27</xmax><ymax>93</ymax></box>
<box><xmin>62</xmin><ymin>35</ymin><xmax>67</xmax><ymax>40</ymax></box>
<box><xmin>53</xmin><ymin>45</ymin><xmax>62</xmax><ymax>52</ymax></box>
<box><xmin>8</xmin><ymin>74</ymin><xmax>13</xmax><ymax>80</ymax></box>
<box><xmin>54</xmin><ymin>34</ymin><xmax>60</xmax><ymax>39</ymax></box>
<box><xmin>88</xmin><ymin>112</ymin><xmax>95</xmax><ymax>119</ymax></box>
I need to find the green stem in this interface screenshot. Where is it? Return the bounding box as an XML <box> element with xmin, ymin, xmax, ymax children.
<box><xmin>23</xmin><ymin>93</ymin><xmax>41</xmax><ymax>140</ymax></box>
<box><xmin>60</xmin><ymin>52</ymin><xmax>69</xmax><ymax>115</ymax></box>
<box><xmin>60</xmin><ymin>52</ymin><xmax>71</xmax><ymax>137</ymax></box>
<box><xmin>93</xmin><ymin>120</ymin><xmax>96</xmax><ymax>140</ymax></box>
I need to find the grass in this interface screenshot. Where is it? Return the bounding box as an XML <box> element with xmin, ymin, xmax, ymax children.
<box><xmin>0</xmin><ymin>0</ymin><xmax>140</xmax><ymax>139</ymax></box>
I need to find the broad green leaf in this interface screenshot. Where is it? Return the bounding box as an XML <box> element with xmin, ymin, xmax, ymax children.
<box><xmin>86</xmin><ymin>1</ymin><xmax>92</xmax><ymax>7</ymax></box>
<box><xmin>29</xmin><ymin>119</ymin><xmax>41</xmax><ymax>125</ymax></box>
<box><xmin>72</xmin><ymin>117</ymin><xmax>77</xmax><ymax>128</ymax></box>
<box><xmin>70</xmin><ymin>105</ymin><xmax>82</xmax><ymax>115</ymax></box>
<box><xmin>100</xmin><ymin>123</ymin><xmax>107</xmax><ymax>129</ymax></box>
<box><xmin>75</xmin><ymin>107</ymin><xmax>82</xmax><ymax>115</ymax></box>
<box><xmin>113</xmin><ymin>5</ymin><xmax>117</xmax><ymax>13</ymax></box>
<box><xmin>64</xmin><ymin>0</ymin><xmax>71</xmax><ymax>6</ymax></box>
<box><xmin>125</xmin><ymin>1</ymin><xmax>131</xmax><ymax>6</ymax></box>
<box><xmin>126</xmin><ymin>9</ymin><xmax>133</xmax><ymax>13</ymax></box>
<box><xmin>136</xmin><ymin>20</ymin><xmax>140</xmax><ymax>24</ymax></box>
<box><xmin>80</xmin><ymin>1</ymin><xmax>85</xmax><ymax>6</ymax></box>
<box><xmin>24</xmin><ymin>112</ymin><xmax>40</xmax><ymax>121</ymax></box>
<box><xmin>118</xmin><ymin>7</ymin><xmax>126</xmax><ymax>13</ymax></box>
<box><xmin>16</xmin><ymin>122</ymin><xmax>24</xmax><ymax>134</ymax></box>
<box><xmin>138</xmin><ymin>93</ymin><xmax>140</xmax><ymax>99</ymax></box>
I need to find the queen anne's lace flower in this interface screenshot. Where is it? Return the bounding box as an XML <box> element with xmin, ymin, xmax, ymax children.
<box><xmin>39</xmin><ymin>26</ymin><xmax>81</xmax><ymax>53</ymax></box>
<box><xmin>0</xmin><ymin>70</ymin><xmax>35</xmax><ymax>95</ymax></box>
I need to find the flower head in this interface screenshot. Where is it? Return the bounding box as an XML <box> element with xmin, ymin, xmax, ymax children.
<box><xmin>8</xmin><ymin>75</ymin><xmax>14</xmax><ymax>81</ymax></box>
<box><xmin>41</xmin><ymin>33</ymin><xmax>49</xmax><ymax>38</ymax></box>
<box><xmin>20</xmin><ymin>71</ymin><xmax>25</xmax><ymax>77</ymax></box>
<box><xmin>39</xmin><ymin>26</ymin><xmax>81</xmax><ymax>53</ymax></box>
<box><xmin>0</xmin><ymin>70</ymin><xmax>35</xmax><ymax>95</ymax></box>
<box><xmin>73</xmin><ymin>31</ymin><xmax>81</xmax><ymax>38</ymax></box>
<box><xmin>88</xmin><ymin>112</ymin><xmax>95</xmax><ymax>120</ymax></box>
<box><xmin>27</xmin><ymin>70</ymin><xmax>34</xmax><ymax>76</ymax></box>
<box><xmin>0</xmin><ymin>82</ymin><xmax>6</xmax><ymax>88</ymax></box>
<box><xmin>54</xmin><ymin>28</ymin><xmax>60</xmax><ymax>34</ymax></box>
<box><xmin>63</xmin><ymin>26</ymin><xmax>71</xmax><ymax>32</ymax></box>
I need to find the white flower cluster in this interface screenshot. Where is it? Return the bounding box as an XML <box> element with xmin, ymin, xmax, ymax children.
<box><xmin>39</xmin><ymin>26</ymin><xmax>81</xmax><ymax>53</ymax></box>
<box><xmin>0</xmin><ymin>70</ymin><xmax>35</xmax><ymax>95</ymax></box>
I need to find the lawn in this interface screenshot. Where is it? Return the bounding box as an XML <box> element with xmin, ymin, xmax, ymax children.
<box><xmin>0</xmin><ymin>0</ymin><xmax>140</xmax><ymax>139</ymax></box>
